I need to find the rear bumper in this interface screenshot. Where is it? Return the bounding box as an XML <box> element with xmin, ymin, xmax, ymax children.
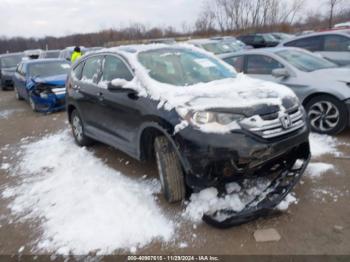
<box><xmin>1</xmin><ymin>76</ymin><xmax>14</xmax><ymax>89</ymax></box>
<box><xmin>202</xmin><ymin>146</ymin><xmax>310</xmax><ymax>228</ymax></box>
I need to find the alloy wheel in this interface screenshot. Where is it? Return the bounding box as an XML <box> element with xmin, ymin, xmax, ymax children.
<box><xmin>72</xmin><ymin>115</ymin><xmax>83</xmax><ymax>142</ymax></box>
<box><xmin>308</xmin><ymin>101</ymin><xmax>340</xmax><ymax>132</ymax></box>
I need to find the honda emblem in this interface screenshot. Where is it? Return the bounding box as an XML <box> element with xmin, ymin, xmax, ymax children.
<box><xmin>280</xmin><ymin>114</ymin><xmax>292</xmax><ymax>129</ymax></box>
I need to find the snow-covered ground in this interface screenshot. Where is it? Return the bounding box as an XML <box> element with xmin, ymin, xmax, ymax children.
<box><xmin>1</xmin><ymin>131</ymin><xmax>174</xmax><ymax>255</ymax></box>
<box><xmin>0</xmin><ymin>129</ymin><xmax>344</xmax><ymax>254</ymax></box>
<box><xmin>0</xmin><ymin>109</ymin><xmax>23</xmax><ymax>119</ymax></box>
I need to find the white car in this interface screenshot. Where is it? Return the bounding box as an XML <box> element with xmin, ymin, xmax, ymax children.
<box><xmin>222</xmin><ymin>47</ymin><xmax>350</xmax><ymax>134</ymax></box>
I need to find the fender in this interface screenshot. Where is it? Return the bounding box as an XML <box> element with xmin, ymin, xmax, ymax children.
<box><xmin>136</xmin><ymin>121</ymin><xmax>192</xmax><ymax>174</ymax></box>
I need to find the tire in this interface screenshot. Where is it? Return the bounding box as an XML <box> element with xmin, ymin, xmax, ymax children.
<box><xmin>305</xmin><ymin>95</ymin><xmax>348</xmax><ymax>135</ymax></box>
<box><xmin>14</xmin><ymin>87</ymin><xmax>23</xmax><ymax>100</ymax></box>
<box><xmin>154</xmin><ymin>136</ymin><xmax>186</xmax><ymax>203</ymax></box>
<box><xmin>28</xmin><ymin>93</ymin><xmax>38</xmax><ymax>112</ymax></box>
<box><xmin>70</xmin><ymin>109</ymin><xmax>93</xmax><ymax>146</ymax></box>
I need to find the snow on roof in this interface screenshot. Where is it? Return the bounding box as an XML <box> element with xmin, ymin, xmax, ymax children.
<box><xmin>334</xmin><ymin>22</ymin><xmax>350</xmax><ymax>28</ymax></box>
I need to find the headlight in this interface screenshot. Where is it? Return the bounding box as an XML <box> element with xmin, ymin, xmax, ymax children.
<box><xmin>192</xmin><ymin>111</ymin><xmax>244</xmax><ymax>125</ymax></box>
<box><xmin>40</xmin><ymin>93</ymin><xmax>49</xmax><ymax>99</ymax></box>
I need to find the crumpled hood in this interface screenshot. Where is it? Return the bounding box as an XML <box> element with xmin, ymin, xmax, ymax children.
<box><xmin>134</xmin><ymin>74</ymin><xmax>299</xmax><ymax>117</ymax></box>
<box><xmin>308</xmin><ymin>68</ymin><xmax>350</xmax><ymax>83</ymax></box>
<box><xmin>32</xmin><ymin>74</ymin><xmax>67</xmax><ymax>86</ymax></box>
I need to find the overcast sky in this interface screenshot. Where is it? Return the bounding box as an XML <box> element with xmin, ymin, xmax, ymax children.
<box><xmin>0</xmin><ymin>0</ymin><xmax>336</xmax><ymax>38</ymax></box>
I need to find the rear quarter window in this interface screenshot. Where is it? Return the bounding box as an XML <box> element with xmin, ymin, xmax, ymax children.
<box><xmin>324</xmin><ymin>35</ymin><xmax>350</xmax><ymax>52</ymax></box>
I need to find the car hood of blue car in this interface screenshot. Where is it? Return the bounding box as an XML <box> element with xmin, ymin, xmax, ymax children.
<box><xmin>32</xmin><ymin>74</ymin><xmax>67</xmax><ymax>86</ymax></box>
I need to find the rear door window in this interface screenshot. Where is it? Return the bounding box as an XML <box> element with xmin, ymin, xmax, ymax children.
<box><xmin>285</xmin><ymin>36</ymin><xmax>323</xmax><ymax>51</ymax></box>
<box><xmin>246</xmin><ymin>55</ymin><xmax>284</xmax><ymax>74</ymax></box>
<box><xmin>323</xmin><ymin>35</ymin><xmax>350</xmax><ymax>52</ymax></box>
<box><xmin>223</xmin><ymin>56</ymin><xmax>244</xmax><ymax>72</ymax></box>
<box><xmin>81</xmin><ymin>56</ymin><xmax>103</xmax><ymax>84</ymax></box>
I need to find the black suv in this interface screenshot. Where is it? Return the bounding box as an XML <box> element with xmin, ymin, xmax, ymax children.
<box><xmin>238</xmin><ymin>34</ymin><xmax>280</xmax><ymax>48</ymax></box>
<box><xmin>0</xmin><ymin>52</ymin><xmax>24</xmax><ymax>90</ymax></box>
<box><xmin>66</xmin><ymin>45</ymin><xmax>310</xmax><ymax>227</ymax></box>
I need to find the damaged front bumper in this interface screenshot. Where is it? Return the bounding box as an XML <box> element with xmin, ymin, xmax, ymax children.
<box><xmin>30</xmin><ymin>86</ymin><xmax>66</xmax><ymax>113</ymax></box>
<box><xmin>202</xmin><ymin>147</ymin><xmax>310</xmax><ymax>228</ymax></box>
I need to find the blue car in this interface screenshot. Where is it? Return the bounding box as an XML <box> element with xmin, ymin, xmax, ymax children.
<box><xmin>13</xmin><ymin>59</ymin><xmax>70</xmax><ymax>113</ymax></box>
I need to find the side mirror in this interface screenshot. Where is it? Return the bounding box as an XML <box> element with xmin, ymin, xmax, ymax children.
<box><xmin>347</xmin><ymin>45</ymin><xmax>350</xmax><ymax>51</ymax></box>
<box><xmin>272</xmin><ymin>68</ymin><xmax>290</xmax><ymax>79</ymax></box>
<box><xmin>107</xmin><ymin>79</ymin><xmax>135</xmax><ymax>93</ymax></box>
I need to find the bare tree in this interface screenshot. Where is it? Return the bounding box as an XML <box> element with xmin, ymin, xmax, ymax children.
<box><xmin>327</xmin><ymin>0</ymin><xmax>343</xmax><ymax>28</ymax></box>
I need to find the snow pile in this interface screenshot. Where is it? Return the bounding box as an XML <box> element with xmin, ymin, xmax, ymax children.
<box><xmin>1</xmin><ymin>131</ymin><xmax>174</xmax><ymax>255</ymax></box>
<box><xmin>183</xmin><ymin>179</ymin><xmax>273</xmax><ymax>223</ymax></box>
<box><xmin>276</xmin><ymin>193</ymin><xmax>298</xmax><ymax>211</ymax></box>
<box><xmin>309</xmin><ymin>133</ymin><xmax>340</xmax><ymax>157</ymax></box>
<box><xmin>0</xmin><ymin>163</ymin><xmax>11</xmax><ymax>170</ymax></box>
<box><xmin>306</xmin><ymin>163</ymin><xmax>335</xmax><ymax>179</ymax></box>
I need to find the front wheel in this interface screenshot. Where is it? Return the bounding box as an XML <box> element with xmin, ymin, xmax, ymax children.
<box><xmin>305</xmin><ymin>95</ymin><xmax>348</xmax><ymax>135</ymax></box>
<box><xmin>14</xmin><ymin>87</ymin><xmax>23</xmax><ymax>100</ymax></box>
<box><xmin>154</xmin><ymin>136</ymin><xmax>186</xmax><ymax>203</ymax></box>
<box><xmin>28</xmin><ymin>94</ymin><xmax>37</xmax><ymax>112</ymax></box>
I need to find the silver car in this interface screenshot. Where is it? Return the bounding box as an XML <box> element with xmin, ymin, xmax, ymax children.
<box><xmin>187</xmin><ymin>38</ymin><xmax>243</xmax><ymax>57</ymax></box>
<box><xmin>222</xmin><ymin>47</ymin><xmax>350</xmax><ymax>134</ymax></box>
<box><xmin>279</xmin><ymin>30</ymin><xmax>350</xmax><ymax>66</ymax></box>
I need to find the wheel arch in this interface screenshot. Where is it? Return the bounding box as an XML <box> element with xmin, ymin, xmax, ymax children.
<box><xmin>137</xmin><ymin>122</ymin><xmax>191</xmax><ymax>174</ymax></box>
<box><xmin>67</xmin><ymin>104</ymin><xmax>77</xmax><ymax>123</ymax></box>
<box><xmin>302</xmin><ymin>92</ymin><xmax>343</xmax><ymax>108</ymax></box>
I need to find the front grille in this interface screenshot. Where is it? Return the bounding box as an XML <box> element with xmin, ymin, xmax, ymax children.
<box><xmin>245</xmin><ymin>108</ymin><xmax>305</xmax><ymax>139</ymax></box>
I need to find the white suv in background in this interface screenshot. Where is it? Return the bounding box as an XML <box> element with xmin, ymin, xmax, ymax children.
<box><xmin>279</xmin><ymin>31</ymin><xmax>350</xmax><ymax>66</ymax></box>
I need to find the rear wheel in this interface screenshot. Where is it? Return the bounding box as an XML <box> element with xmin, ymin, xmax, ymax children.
<box><xmin>305</xmin><ymin>95</ymin><xmax>347</xmax><ymax>135</ymax></box>
<box><xmin>154</xmin><ymin>136</ymin><xmax>186</xmax><ymax>203</ymax></box>
<box><xmin>70</xmin><ymin>109</ymin><xmax>93</xmax><ymax>146</ymax></box>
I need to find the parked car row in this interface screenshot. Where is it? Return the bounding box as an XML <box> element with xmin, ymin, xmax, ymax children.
<box><xmin>0</xmin><ymin>32</ymin><xmax>348</xmax><ymax>226</ymax></box>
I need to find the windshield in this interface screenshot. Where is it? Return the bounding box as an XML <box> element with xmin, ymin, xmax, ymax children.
<box><xmin>1</xmin><ymin>55</ymin><xmax>23</xmax><ymax>68</ymax></box>
<box><xmin>138</xmin><ymin>49</ymin><xmax>235</xmax><ymax>86</ymax></box>
<box><xmin>202</xmin><ymin>42</ymin><xmax>238</xmax><ymax>54</ymax></box>
<box><xmin>276</xmin><ymin>50</ymin><xmax>337</xmax><ymax>72</ymax></box>
<box><xmin>28</xmin><ymin>62</ymin><xmax>70</xmax><ymax>78</ymax></box>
